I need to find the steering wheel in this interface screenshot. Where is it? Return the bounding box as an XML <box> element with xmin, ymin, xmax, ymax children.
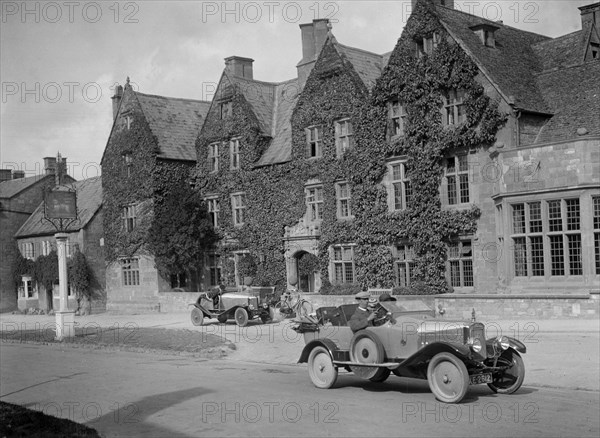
<box><xmin>371</xmin><ymin>304</ymin><xmax>391</xmax><ymax>326</ymax></box>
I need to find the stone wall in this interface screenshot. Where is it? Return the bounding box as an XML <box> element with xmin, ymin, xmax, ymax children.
<box><xmin>299</xmin><ymin>292</ymin><xmax>599</xmax><ymax>320</ymax></box>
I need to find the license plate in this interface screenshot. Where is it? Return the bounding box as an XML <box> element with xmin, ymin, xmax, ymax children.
<box><xmin>470</xmin><ymin>373</ymin><xmax>492</xmax><ymax>385</ymax></box>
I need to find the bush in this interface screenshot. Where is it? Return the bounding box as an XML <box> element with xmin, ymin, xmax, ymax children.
<box><xmin>320</xmin><ymin>281</ymin><xmax>363</xmax><ymax>296</ymax></box>
<box><xmin>392</xmin><ymin>281</ymin><xmax>450</xmax><ymax>296</ymax></box>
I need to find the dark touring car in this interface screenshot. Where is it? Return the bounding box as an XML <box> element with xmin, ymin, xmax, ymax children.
<box><xmin>295</xmin><ymin>299</ymin><xmax>526</xmax><ymax>403</ymax></box>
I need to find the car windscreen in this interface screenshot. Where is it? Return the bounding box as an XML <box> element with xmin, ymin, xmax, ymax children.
<box><xmin>380</xmin><ymin>300</ymin><xmax>433</xmax><ymax>313</ymax></box>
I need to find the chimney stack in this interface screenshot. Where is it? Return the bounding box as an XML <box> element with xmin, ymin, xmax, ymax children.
<box><xmin>111</xmin><ymin>84</ymin><xmax>123</xmax><ymax>120</ymax></box>
<box><xmin>579</xmin><ymin>2</ymin><xmax>600</xmax><ymax>28</ymax></box>
<box><xmin>296</xmin><ymin>19</ymin><xmax>330</xmax><ymax>89</ymax></box>
<box><xmin>225</xmin><ymin>56</ymin><xmax>254</xmax><ymax>79</ymax></box>
<box><xmin>12</xmin><ymin>170</ymin><xmax>25</xmax><ymax>179</ymax></box>
<box><xmin>0</xmin><ymin>169</ymin><xmax>11</xmax><ymax>183</ymax></box>
<box><xmin>44</xmin><ymin>157</ymin><xmax>57</xmax><ymax>175</ymax></box>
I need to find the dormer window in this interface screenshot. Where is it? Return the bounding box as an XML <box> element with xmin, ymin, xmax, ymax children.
<box><xmin>590</xmin><ymin>42</ymin><xmax>599</xmax><ymax>60</ymax></box>
<box><xmin>469</xmin><ymin>23</ymin><xmax>499</xmax><ymax>48</ymax></box>
<box><xmin>416</xmin><ymin>32</ymin><xmax>440</xmax><ymax>57</ymax></box>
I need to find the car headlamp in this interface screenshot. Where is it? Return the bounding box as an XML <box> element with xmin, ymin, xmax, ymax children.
<box><xmin>499</xmin><ymin>336</ymin><xmax>510</xmax><ymax>350</ymax></box>
<box><xmin>248</xmin><ymin>304</ymin><xmax>255</xmax><ymax>311</ymax></box>
<box><xmin>469</xmin><ymin>337</ymin><xmax>483</xmax><ymax>353</ymax></box>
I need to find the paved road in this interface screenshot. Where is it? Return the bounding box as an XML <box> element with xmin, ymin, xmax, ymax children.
<box><xmin>1</xmin><ymin>343</ymin><xmax>598</xmax><ymax>438</ymax></box>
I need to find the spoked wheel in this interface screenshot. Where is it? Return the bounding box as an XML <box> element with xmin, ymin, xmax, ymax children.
<box><xmin>191</xmin><ymin>308</ymin><xmax>204</xmax><ymax>326</ymax></box>
<box><xmin>487</xmin><ymin>350</ymin><xmax>525</xmax><ymax>394</ymax></box>
<box><xmin>427</xmin><ymin>352</ymin><xmax>469</xmax><ymax>403</ymax></box>
<box><xmin>349</xmin><ymin>331</ymin><xmax>387</xmax><ymax>381</ymax></box>
<box><xmin>308</xmin><ymin>346</ymin><xmax>338</xmax><ymax>389</ymax></box>
<box><xmin>234</xmin><ymin>307</ymin><xmax>249</xmax><ymax>327</ymax></box>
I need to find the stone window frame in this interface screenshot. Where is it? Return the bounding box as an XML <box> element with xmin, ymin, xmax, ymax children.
<box><xmin>205</xmin><ymin>196</ymin><xmax>220</xmax><ymax>228</ymax></box>
<box><xmin>305</xmin><ymin>125</ymin><xmax>323</xmax><ymax>159</ymax></box>
<box><xmin>305</xmin><ymin>183</ymin><xmax>324</xmax><ymax>224</ymax></box>
<box><xmin>446</xmin><ymin>238</ymin><xmax>474</xmax><ymax>288</ymax></box>
<box><xmin>393</xmin><ymin>242</ymin><xmax>415</xmax><ymax>287</ymax></box>
<box><xmin>21</xmin><ymin>242</ymin><xmax>35</xmax><ymax>260</ymax></box>
<box><xmin>387</xmin><ymin>159</ymin><xmax>412</xmax><ymax>211</ymax></box>
<box><xmin>330</xmin><ymin>244</ymin><xmax>356</xmax><ymax>284</ymax></box>
<box><xmin>231</xmin><ymin>192</ymin><xmax>246</xmax><ymax>227</ymax></box>
<box><xmin>334</xmin><ymin>119</ymin><xmax>353</xmax><ymax>157</ymax></box>
<box><xmin>206</xmin><ymin>252</ymin><xmax>221</xmax><ymax>287</ymax></box>
<box><xmin>335</xmin><ymin>181</ymin><xmax>353</xmax><ymax>220</ymax></box>
<box><xmin>122</xmin><ymin>153</ymin><xmax>133</xmax><ymax>177</ymax></box>
<box><xmin>445</xmin><ymin>155</ymin><xmax>470</xmax><ymax>206</ymax></box>
<box><xmin>121</xmin><ymin>258</ymin><xmax>140</xmax><ymax>286</ymax></box>
<box><xmin>416</xmin><ymin>31</ymin><xmax>440</xmax><ymax>57</ymax></box>
<box><xmin>208</xmin><ymin>142</ymin><xmax>220</xmax><ymax>173</ymax></box>
<box><xmin>121</xmin><ymin>204</ymin><xmax>137</xmax><ymax>232</ymax></box>
<box><xmin>230</xmin><ymin>137</ymin><xmax>241</xmax><ymax>170</ymax></box>
<box><xmin>510</xmin><ymin>197</ymin><xmax>583</xmax><ymax>279</ymax></box>
<box><xmin>442</xmin><ymin>89</ymin><xmax>467</xmax><ymax>126</ymax></box>
<box><xmin>594</xmin><ymin>196</ymin><xmax>600</xmax><ymax>275</ymax></box>
<box><xmin>388</xmin><ymin>100</ymin><xmax>407</xmax><ymax>139</ymax></box>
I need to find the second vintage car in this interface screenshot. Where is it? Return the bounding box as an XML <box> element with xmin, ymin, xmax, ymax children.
<box><xmin>295</xmin><ymin>299</ymin><xmax>526</xmax><ymax>403</ymax></box>
<box><xmin>190</xmin><ymin>286</ymin><xmax>275</xmax><ymax>327</ymax></box>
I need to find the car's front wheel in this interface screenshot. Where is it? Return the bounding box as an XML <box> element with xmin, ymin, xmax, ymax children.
<box><xmin>427</xmin><ymin>352</ymin><xmax>469</xmax><ymax>403</ymax></box>
<box><xmin>487</xmin><ymin>350</ymin><xmax>525</xmax><ymax>394</ymax></box>
<box><xmin>217</xmin><ymin>314</ymin><xmax>228</xmax><ymax>324</ymax></box>
<box><xmin>308</xmin><ymin>346</ymin><xmax>338</xmax><ymax>389</ymax></box>
<box><xmin>234</xmin><ymin>307</ymin><xmax>249</xmax><ymax>327</ymax></box>
<box><xmin>191</xmin><ymin>308</ymin><xmax>204</xmax><ymax>326</ymax></box>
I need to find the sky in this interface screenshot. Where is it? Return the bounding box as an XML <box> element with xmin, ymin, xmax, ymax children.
<box><xmin>1</xmin><ymin>0</ymin><xmax>596</xmax><ymax>181</ymax></box>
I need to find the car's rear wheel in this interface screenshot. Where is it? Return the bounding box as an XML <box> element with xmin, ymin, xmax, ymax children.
<box><xmin>349</xmin><ymin>331</ymin><xmax>386</xmax><ymax>380</ymax></box>
<box><xmin>260</xmin><ymin>314</ymin><xmax>270</xmax><ymax>324</ymax></box>
<box><xmin>234</xmin><ymin>307</ymin><xmax>249</xmax><ymax>327</ymax></box>
<box><xmin>487</xmin><ymin>350</ymin><xmax>525</xmax><ymax>394</ymax></box>
<box><xmin>308</xmin><ymin>346</ymin><xmax>338</xmax><ymax>389</ymax></box>
<box><xmin>369</xmin><ymin>367</ymin><xmax>391</xmax><ymax>382</ymax></box>
<box><xmin>217</xmin><ymin>314</ymin><xmax>228</xmax><ymax>324</ymax></box>
<box><xmin>191</xmin><ymin>308</ymin><xmax>204</xmax><ymax>326</ymax></box>
<box><xmin>427</xmin><ymin>352</ymin><xmax>469</xmax><ymax>403</ymax></box>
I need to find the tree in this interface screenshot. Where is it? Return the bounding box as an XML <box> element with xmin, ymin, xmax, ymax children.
<box><xmin>68</xmin><ymin>249</ymin><xmax>92</xmax><ymax>312</ymax></box>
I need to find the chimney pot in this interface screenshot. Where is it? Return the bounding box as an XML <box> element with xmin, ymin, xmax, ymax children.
<box><xmin>225</xmin><ymin>56</ymin><xmax>254</xmax><ymax>79</ymax></box>
<box><xmin>297</xmin><ymin>19</ymin><xmax>331</xmax><ymax>89</ymax></box>
<box><xmin>579</xmin><ymin>2</ymin><xmax>600</xmax><ymax>28</ymax></box>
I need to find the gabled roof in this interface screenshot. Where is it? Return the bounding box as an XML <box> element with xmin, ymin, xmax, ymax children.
<box><xmin>15</xmin><ymin>176</ymin><xmax>103</xmax><ymax>238</ymax></box>
<box><xmin>255</xmin><ymin>78</ymin><xmax>299</xmax><ymax>166</ymax></box>
<box><xmin>135</xmin><ymin>92</ymin><xmax>211</xmax><ymax>161</ymax></box>
<box><xmin>0</xmin><ymin>174</ymin><xmax>73</xmax><ymax>199</ymax></box>
<box><xmin>225</xmin><ymin>73</ymin><xmax>277</xmax><ymax>135</ymax></box>
<box><xmin>435</xmin><ymin>5</ymin><xmax>552</xmax><ymax>113</ymax></box>
<box><xmin>335</xmin><ymin>43</ymin><xmax>388</xmax><ymax>90</ymax></box>
<box><xmin>532</xmin><ymin>30</ymin><xmax>586</xmax><ymax>71</ymax></box>
<box><xmin>534</xmin><ymin>61</ymin><xmax>600</xmax><ymax>143</ymax></box>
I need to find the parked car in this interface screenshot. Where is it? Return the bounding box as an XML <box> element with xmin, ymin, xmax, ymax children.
<box><xmin>190</xmin><ymin>287</ymin><xmax>275</xmax><ymax>327</ymax></box>
<box><xmin>295</xmin><ymin>299</ymin><xmax>526</xmax><ymax>403</ymax></box>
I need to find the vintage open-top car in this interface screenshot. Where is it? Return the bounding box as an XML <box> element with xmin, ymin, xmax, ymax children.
<box><xmin>190</xmin><ymin>286</ymin><xmax>275</xmax><ymax>327</ymax></box>
<box><xmin>295</xmin><ymin>299</ymin><xmax>526</xmax><ymax>403</ymax></box>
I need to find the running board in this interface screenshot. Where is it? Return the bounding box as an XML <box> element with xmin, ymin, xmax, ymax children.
<box><xmin>333</xmin><ymin>361</ymin><xmax>401</xmax><ymax>369</ymax></box>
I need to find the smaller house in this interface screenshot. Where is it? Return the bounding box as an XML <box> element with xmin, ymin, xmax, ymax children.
<box><xmin>14</xmin><ymin>176</ymin><xmax>105</xmax><ymax>313</ymax></box>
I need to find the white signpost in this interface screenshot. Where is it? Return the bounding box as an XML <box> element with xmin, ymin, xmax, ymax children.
<box><xmin>42</xmin><ymin>153</ymin><xmax>78</xmax><ymax>341</ymax></box>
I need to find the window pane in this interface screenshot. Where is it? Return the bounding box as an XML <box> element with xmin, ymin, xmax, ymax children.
<box><xmin>593</xmin><ymin>198</ymin><xmax>600</xmax><ymax>229</ymax></box>
<box><xmin>463</xmin><ymin>260</ymin><xmax>473</xmax><ymax>287</ymax></box>
<box><xmin>450</xmin><ymin>261</ymin><xmax>460</xmax><ymax>287</ymax></box>
<box><xmin>595</xmin><ymin>233</ymin><xmax>600</xmax><ymax>275</ymax></box>
<box><xmin>530</xmin><ymin>236</ymin><xmax>544</xmax><ymax>276</ymax></box>
<box><xmin>459</xmin><ymin>174</ymin><xmax>470</xmax><ymax>203</ymax></box>
<box><xmin>567</xmin><ymin>234</ymin><xmax>582</xmax><ymax>275</ymax></box>
<box><xmin>548</xmin><ymin>200</ymin><xmax>562</xmax><ymax>232</ymax></box>
<box><xmin>549</xmin><ymin>235</ymin><xmax>564</xmax><ymax>276</ymax></box>
<box><xmin>512</xmin><ymin>204</ymin><xmax>525</xmax><ymax>234</ymax></box>
<box><xmin>447</xmin><ymin>176</ymin><xmax>457</xmax><ymax>205</ymax></box>
<box><xmin>513</xmin><ymin>237</ymin><xmax>527</xmax><ymax>277</ymax></box>
<box><xmin>528</xmin><ymin>202</ymin><xmax>542</xmax><ymax>233</ymax></box>
<box><xmin>566</xmin><ymin>199</ymin><xmax>580</xmax><ymax>231</ymax></box>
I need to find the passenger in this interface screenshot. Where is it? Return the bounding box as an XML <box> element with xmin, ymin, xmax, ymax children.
<box><xmin>349</xmin><ymin>291</ymin><xmax>377</xmax><ymax>333</ymax></box>
<box><xmin>379</xmin><ymin>293</ymin><xmax>396</xmax><ymax>302</ymax></box>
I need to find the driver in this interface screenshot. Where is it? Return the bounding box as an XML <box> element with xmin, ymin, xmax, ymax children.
<box><xmin>349</xmin><ymin>291</ymin><xmax>377</xmax><ymax>333</ymax></box>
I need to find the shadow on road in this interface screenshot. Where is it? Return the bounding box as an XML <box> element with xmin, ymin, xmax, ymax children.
<box><xmin>87</xmin><ymin>387</ymin><xmax>213</xmax><ymax>438</ymax></box>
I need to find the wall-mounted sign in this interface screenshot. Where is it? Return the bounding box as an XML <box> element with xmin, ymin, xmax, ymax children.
<box><xmin>45</xmin><ymin>190</ymin><xmax>77</xmax><ymax>219</ymax></box>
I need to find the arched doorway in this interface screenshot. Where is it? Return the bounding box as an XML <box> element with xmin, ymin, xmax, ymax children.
<box><xmin>295</xmin><ymin>251</ymin><xmax>320</xmax><ymax>292</ymax></box>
